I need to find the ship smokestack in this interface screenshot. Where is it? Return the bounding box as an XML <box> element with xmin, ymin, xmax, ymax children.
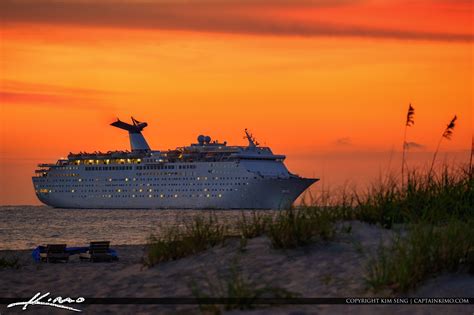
<box><xmin>110</xmin><ymin>117</ymin><xmax>151</xmax><ymax>151</ymax></box>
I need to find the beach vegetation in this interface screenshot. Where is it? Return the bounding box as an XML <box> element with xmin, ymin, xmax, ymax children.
<box><xmin>401</xmin><ymin>103</ymin><xmax>415</xmax><ymax>186</ymax></box>
<box><xmin>267</xmin><ymin>207</ymin><xmax>336</xmax><ymax>249</ymax></box>
<box><xmin>366</xmin><ymin>219</ymin><xmax>474</xmax><ymax>292</ymax></box>
<box><xmin>145</xmin><ymin>213</ymin><xmax>226</xmax><ymax>266</ymax></box>
<box><xmin>352</xmin><ymin>164</ymin><xmax>472</xmax><ymax>227</ymax></box>
<box><xmin>429</xmin><ymin>115</ymin><xmax>457</xmax><ymax>177</ymax></box>
<box><xmin>236</xmin><ymin>211</ymin><xmax>270</xmax><ymax>239</ymax></box>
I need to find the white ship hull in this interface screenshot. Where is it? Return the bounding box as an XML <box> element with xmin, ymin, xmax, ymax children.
<box><xmin>33</xmin><ymin>161</ymin><xmax>317</xmax><ymax>210</ymax></box>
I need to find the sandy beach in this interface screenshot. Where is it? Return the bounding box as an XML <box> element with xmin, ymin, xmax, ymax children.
<box><xmin>0</xmin><ymin>220</ymin><xmax>472</xmax><ymax>314</ymax></box>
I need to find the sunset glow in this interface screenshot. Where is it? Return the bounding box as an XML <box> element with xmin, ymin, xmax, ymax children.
<box><xmin>1</xmin><ymin>0</ymin><xmax>472</xmax><ymax>204</ymax></box>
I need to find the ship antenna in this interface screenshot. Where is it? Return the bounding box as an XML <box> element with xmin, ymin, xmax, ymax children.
<box><xmin>244</xmin><ymin>128</ymin><xmax>258</xmax><ymax>148</ymax></box>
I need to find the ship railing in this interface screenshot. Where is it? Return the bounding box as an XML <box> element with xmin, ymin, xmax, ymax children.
<box><xmin>67</xmin><ymin>150</ymin><xmax>146</xmax><ymax>159</ymax></box>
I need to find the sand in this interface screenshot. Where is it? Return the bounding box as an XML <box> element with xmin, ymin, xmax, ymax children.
<box><xmin>0</xmin><ymin>221</ymin><xmax>472</xmax><ymax>314</ymax></box>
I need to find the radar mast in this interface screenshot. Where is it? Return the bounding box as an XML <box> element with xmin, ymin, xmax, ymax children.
<box><xmin>244</xmin><ymin>129</ymin><xmax>259</xmax><ymax>148</ymax></box>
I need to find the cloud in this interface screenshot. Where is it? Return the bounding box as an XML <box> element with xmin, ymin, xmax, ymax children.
<box><xmin>1</xmin><ymin>91</ymin><xmax>69</xmax><ymax>104</ymax></box>
<box><xmin>334</xmin><ymin>137</ymin><xmax>352</xmax><ymax>146</ymax></box>
<box><xmin>0</xmin><ymin>80</ymin><xmax>114</xmax><ymax>110</ymax></box>
<box><xmin>404</xmin><ymin>141</ymin><xmax>425</xmax><ymax>150</ymax></box>
<box><xmin>0</xmin><ymin>0</ymin><xmax>472</xmax><ymax>42</ymax></box>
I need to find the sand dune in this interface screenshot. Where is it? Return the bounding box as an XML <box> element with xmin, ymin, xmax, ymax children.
<box><xmin>0</xmin><ymin>221</ymin><xmax>472</xmax><ymax>314</ymax></box>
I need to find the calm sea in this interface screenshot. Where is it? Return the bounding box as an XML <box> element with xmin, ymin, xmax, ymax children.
<box><xmin>0</xmin><ymin>206</ymin><xmax>270</xmax><ymax>250</ymax></box>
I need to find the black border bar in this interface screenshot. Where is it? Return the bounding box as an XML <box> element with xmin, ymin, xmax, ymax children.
<box><xmin>1</xmin><ymin>297</ymin><xmax>473</xmax><ymax>305</ymax></box>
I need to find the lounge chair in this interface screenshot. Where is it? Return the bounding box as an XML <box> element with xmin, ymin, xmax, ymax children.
<box><xmin>79</xmin><ymin>241</ymin><xmax>116</xmax><ymax>262</ymax></box>
<box><xmin>40</xmin><ymin>244</ymin><xmax>70</xmax><ymax>263</ymax></box>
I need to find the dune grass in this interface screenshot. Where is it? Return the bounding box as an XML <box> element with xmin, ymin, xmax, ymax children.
<box><xmin>299</xmin><ymin>163</ymin><xmax>473</xmax><ymax>228</ymax></box>
<box><xmin>267</xmin><ymin>207</ymin><xmax>336</xmax><ymax>249</ymax></box>
<box><xmin>145</xmin><ymin>207</ymin><xmax>339</xmax><ymax>266</ymax></box>
<box><xmin>145</xmin><ymin>214</ymin><xmax>227</xmax><ymax>266</ymax></box>
<box><xmin>237</xmin><ymin>211</ymin><xmax>271</xmax><ymax>239</ymax></box>
<box><xmin>234</xmin><ymin>208</ymin><xmax>337</xmax><ymax>249</ymax></box>
<box><xmin>299</xmin><ymin>164</ymin><xmax>473</xmax><ymax>292</ymax></box>
<box><xmin>353</xmin><ymin>164</ymin><xmax>472</xmax><ymax>227</ymax></box>
<box><xmin>323</xmin><ymin>164</ymin><xmax>473</xmax><ymax>292</ymax></box>
<box><xmin>366</xmin><ymin>219</ymin><xmax>474</xmax><ymax>292</ymax></box>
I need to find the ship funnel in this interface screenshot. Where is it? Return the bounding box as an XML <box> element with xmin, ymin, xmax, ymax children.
<box><xmin>111</xmin><ymin>117</ymin><xmax>151</xmax><ymax>151</ymax></box>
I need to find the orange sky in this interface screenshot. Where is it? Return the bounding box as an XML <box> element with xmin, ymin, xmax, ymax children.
<box><xmin>0</xmin><ymin>0</ymin><xmax>472</xmax><ymax>205</ymax></box>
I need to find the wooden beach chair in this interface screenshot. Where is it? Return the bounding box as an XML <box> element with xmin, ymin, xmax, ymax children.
<box><xmin>79</xmin><ymin>241</ymin><xmax>115</xmax><ymax>262</ymax></box>
<box><xmin>40</xmin><ymin>244</ymin><xmax>70</xmax><ymax>263</ymax></box>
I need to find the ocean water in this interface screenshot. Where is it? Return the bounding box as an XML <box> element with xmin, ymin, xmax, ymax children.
<box><xmin>0</xmin><ymin>206</ymin><xmax>271</xmax><ymax>250</ymax></box>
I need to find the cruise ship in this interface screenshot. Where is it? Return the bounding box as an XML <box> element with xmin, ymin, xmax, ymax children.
<box><xmin>32</xmin><ymin>118</ymin><xmax>318</xmax><ymax>209</ymax></box>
